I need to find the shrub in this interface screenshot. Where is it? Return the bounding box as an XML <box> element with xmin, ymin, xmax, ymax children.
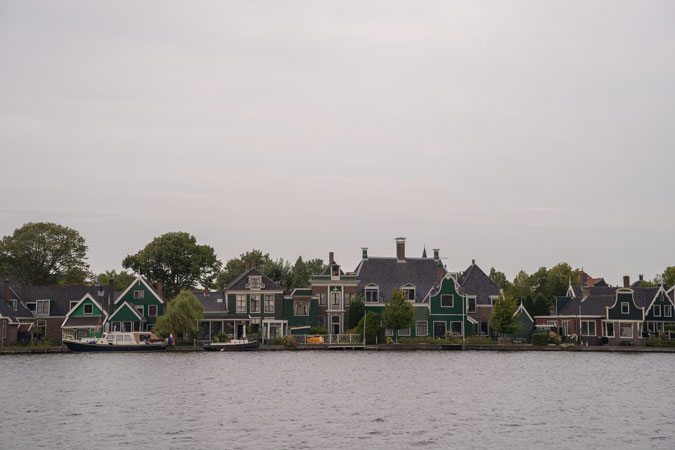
<box><xmin>214</xmin><ymin>332</ymin><xmax>229</xmax><ymax>343</ymax></box>
<box><xmin>465</xmin><ymin>336</ymin><xmax>494</xmax><ymax>345</ymax></box>
<box><xmin>281</xmin><ymin>335</ymin><xmax>297</xmax><ymax>349</ymax></box>
<box><xmin>532</xmin><ymin>333</ymin><xmax>549</xmax><ymax>346</ymax></box>
<box><xmin>267</xmin><ymin>337</ymin><xmax>284</xmax><ymax>345</ymax></box>
<box><xmin>399</xmin><ymin>337</ymin><xmax>439</xmax><ymax>344</ymax></box>
<box><xmin>309</xmin><ymin>327</ymin><xmax>328</xmax><ymax>335</ymax></box>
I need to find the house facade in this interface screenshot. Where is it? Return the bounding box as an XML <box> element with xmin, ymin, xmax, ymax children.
<box><xmin>418</xmin><ymin>274</ymin><xmax>476</xmax><ymax>338</ymax></box>
<box><xmin>61</xmin><ymin>293</ymin><xmax>109</xmax><ymax>339</ymax></box>
<box><xmin>456</xmin><ymin>260</ymin><xmax>501</xmax><ymax>337</ymax></box>
<box><xmin>108</xmin><ymin>277</ymin><xmax>164</xmax><ymax>332</ymax></box>
<box><xmin>642</xmin><ymin>285</ymin><xmax>675</xmax><ymax>336</ymax></box>
<box><xmin>308</xmin><ymin>253</ymin><xmax>358</xmax><ymax>334</ymax></box>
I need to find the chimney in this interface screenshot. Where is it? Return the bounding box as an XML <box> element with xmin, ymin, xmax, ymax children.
<box><xmin>108</xmin><ymin>278</ymin><xmax>115</xmax><ymax>314</ymax></box>
<box><xmin>204</xmin><ymin>287</ymin><xmax>209</xmax><ymax>296</ymax></box>
<box><xmin>396</xmin><ymin>237</ymin><xmax>406</xmax><ymax>262</ymax></box>
<box><xmin>623</xmin><ymin>275</ymin><xmax>630</xmax><ymax>288</ymax></box>
<box><xmin>245</xmin><ymin>262</ymin><xmax>250</xmax><ymax>271</ymax></box>
<box><xmin>329</xmin><ymin>252</ymin><xmax>334</xmax><ymax>264</ymax></box>
<box><xmin>362</xmin><ymin>248</ymin><xmax>368</xmax><ymax>260</ymax></box>
<box><xmin>250</xmin><ymin>260</ymin><xmax>256</xmax><ymax>269</ymax></box>
<box><xmin>156</xmin><ymin>281</ymin><xmax>163</xmax><ymax>299</ymax></box>
<box><xmin>433</xmin><ymin>249</ymin><xmax>439</xmax><ymax>262</ymax></box>
<box><xmin>582</xmin><ymin>285</ymin><xmax>590</xmax><ymax>297</ymax></box>
<box><xmin>580</xmin><ymin>271</ymin><xmax>588</xmax><ymax>287</ymax></box>
<box><xmin>4</xmin><ymin>278</ymin><xmax>9</xmax><ymax>305</ymax></box>
<box><xmin>639</xmin><ymin>274</ymin><xmax>644</xmax><ymax>282</ymax></box>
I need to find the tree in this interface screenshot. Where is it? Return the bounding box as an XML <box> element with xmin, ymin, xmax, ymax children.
<box><xmin>94</xmin><ymin>269</ymin><xmax>136</xmax><ymax>291</ymax></box>
<box><xmin>356</xmin><ymin>311</ymin><xmax>385</xmax><ymax>345</ymax></box>
<box><xmin>291</xmin><ymin>257</ymin><xmax>325</xmax><ymax>290</ymax></box>
<box><xmin>533</xmin><ymin>295</ymin><xmax>550</xmax><ymax>316</ymax></box>
<box><xmin>382</xmin><ymin>289</ymin><xmax>414</xmax><ymax>342</ymax></box>
<box><xmin>522</xmin><ymin>295</ymin><xmax>535</xmax><ymax>317</ymax></box>
<box><xmin>662</xmin><ymin>266</ymin><xmax>675</xmax><ymax>287</ymax></box>
<box><xmin>529</xmin><ymin>266</ymin><xmax>548</xmax><ymax>297</ymax></box>
<box><xmin>216</xmin><ymin>249</ymin><xmax>271</xmax><ymax>288</ymax></box>
<box><xmin>489</xmin><ymin>267</ymin><xmax>511</xmax><ymax>291</ymax></box>
<box><xmin>153</xmin><ymin>290</ymin><xmax>204</xmax><ymax>339</ymax></box>
<box><xmin>122</xmin><ymin>232</ymin><xmax>221</xmax><ymax>299</ymax></box>
<box><xmin>489</xmin><ymin>294</ymin><xmax>519</xmax><ymax>337</ymax></box>
<box><xmin>0</xmin><ymin>222</ymin><xmax>90</xmax><ymax>285</ymax></box>
<box><xmin>260</xmin><ymin>257</ymin><xmax>293</xmax><ymax>289</ymax></box>
<box><xmin>545</xmin><ymin>262</ymin><xmax>578</xmax><ymax>298</ymax></box>
<box><xmin>347</xmin><ymin>296</ymin><xmax>365</xmax><ymax>329</ymax></box>
<box><xmin>507</xmin><ymin>270</ymin><xmax>532</xmax><ymax>300</ymax></box>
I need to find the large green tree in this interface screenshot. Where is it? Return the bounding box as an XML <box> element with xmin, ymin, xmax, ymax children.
<box><xmin>489</xmin><ymin>294</ymin><xmax>519</xmax><ymax>337</ymax></box>
<box><xmin>662</xmin><ymin>266</ymin><xmax>675</xmax><ymax>287</ymax></box>
<box><xmin>261</xmin><ymin>258</ymin><xmax>293</xmax><ymax>289</ymax></box>
<box><xmin>153</xmin><ymin>290</ymin><xmax>205</xmax><ymax>339</ymax></box>
<box><xmin>507</xmin><ymin>270</ymin><xmax>532</xmax><ymax>300</ymax></box>
<box><xmin>356</xmin><ymin>311</ymin><xmax>385</xmax><ymax>345</ymax></box>
<box><xmin>216</xmin><ymin>249</ymin><xmax>271</xmax><ymax>288</ymax></box>
<box><xmin>0</xmin><ymin>222</ymin><xmax>90</xmax><ymax>285</ymax></box>
<box><xmin>292</xmin><ymin>257</ymin><xmax>325</xmax><ymax>290</ymax></box>
<box><xmin>122</xmin><ymin>232</ymin><xmax>221</xmax><ymax>299</ymax></box>
<box><xmin>382</xmin><ymin>289</ymin><xmax>414</xmax><ymax>342</ymax></box>
<box><xmin>94</xmin><ymin>269</ymin><xmax>136</xmax><ymax>292</ymax></box>
<box><xmin>489</xmin><ymin>267</ymin><xmax>511</xmax><ymax>291</ymax></box>
<box><xmin>545</xmin><ymin>262</ymin><xmax>578</xmax><ymax>298</ymax></box>
<box><xmin>347</xmin><ymin>296</ymin><xmax>365</xmax><ymax>329</ymax></box>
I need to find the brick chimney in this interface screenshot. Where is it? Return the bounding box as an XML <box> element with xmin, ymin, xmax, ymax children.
<box><xmin>362</xmin><ymin>248</ymin><xmax>368</xmax><ymax>260</ymax></box>
<box><xmin>396</xmin><ymin>237</ymin><xmax>406</xmax><ymax>262</ymax></box>
<box><xmin>329</xmin><ymin>252</ymin><xmax>334</xmax><ymax>264</ymax></box>
<box><xmin>623</xmin><ymin>275</ymin><xmax>630</xmax><ymax>288</ymax></box>
<box><xmin>580</xmin><ymin>271</ymin><xmax>588</xmax><ymax>287</ymax></box>
<box><xmin>250</xmin><ymin>260</ymin><xmax>256</xmax><ymax>269</ymax></box>
<box><xmin>245</xmin><ymin>262</ymin><xmax>250</xmax><ymax>271</ymax></box>
<box><xmin>204</xmin><ymin>287</ymin><xmax>209</xmax><ymax>296</ymax></box>
<box><xmin>156</xmin><ymin>281</ymin><xmax>163</xmax><ymax>299</ymax></box>
<box><xmin>108</xmin><ymin>278</ymin><xmax>115</xmax><ymax>314</ymax></box>
<box><xmin>4</xmin><ymin>278</ymin><xmax>9</xmax><ymax>305</ymax></box>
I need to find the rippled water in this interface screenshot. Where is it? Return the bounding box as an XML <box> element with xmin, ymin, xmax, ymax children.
<box><xmin>1</xmin><ymin>351</ymin><xmax>674</xmax><ymax>449</ymax></box>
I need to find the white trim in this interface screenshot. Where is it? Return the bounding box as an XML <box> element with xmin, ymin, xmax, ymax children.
<box><xmin>110</xmin><ymin>301</ymin><xmax>146</xmax><ymax>322</ymax></box>
<box><xmin>115</xmin><ymin>277</ymin><xmax>165</xmax><ymax>305</ymax></box>
<box><xmin>61</xmin><ymin>293</ymin><xmax>109</xmax><ymax>328</ymax></box>
<box><xmin>415</xmin><ymin>320</ymin><xmax>428</xmax><ymax>336</ymax></box>
<box><xmin>514</xmin><ymin>303</ymin><xmax>534</xmax><ymax>322</ymax></box>
<box><xmin>581</xmin><ymin>320</ymin><xmax>596</xmax><ymax>337</ymax></box>
<box><xmin>644</xmin><ymin>284</ymin><xmax>673</xmax><ymax>316</ymax></box>
<box><xmin>440</xmin><ymin>294</ymin><xmax>454</xmax><ymax>308</ymax></box>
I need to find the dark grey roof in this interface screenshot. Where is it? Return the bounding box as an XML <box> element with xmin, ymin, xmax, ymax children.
<box><xmin>23</xmin><ymin>284</ymin><xmax>116</xmax><ymax>316</ymax></box>
<box><xmin>0</xmin><ymin>301</ymin><xmax>19</xmax><ymax>322</ymax></box>
<box><xmin>192</xmin><ymin>290</ymin><xmax>227</xmax><ymax>313</ymax></box>
<box><xmin>225</xmin><ymin>268</ymin><xmax>283</xmax><ymax>291</ymax></box>
<box><xmin>559</xmin><ymin>286</ymin><xmax>659</xmax><ymax>316</ymax></box>
<box><xmin>457</xmin><ymin>263</ymin><xmax>500</xmax><ymax>305</ymax></box>
<box><xmin>62</xmin><ymin>316</ymin><xmax>104</xmax><ymax>328</ymax></box>
<box><xmin>354</xmin><ymin>257</ymin><xmax>444</xmax><ymax>302</ymax></box>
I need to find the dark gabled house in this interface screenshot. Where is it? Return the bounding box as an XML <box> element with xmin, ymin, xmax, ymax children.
<box><xmin>456</xmin><ymin>260</ymin><xmax>501</xmax><ymax>337</ymax></box>
<box><xmin>636</xmin><ymin>284</ymin><xmax>674</xmax><ymax>336</ymax></box>
<box><xmin>193</xmin><ymin>289</ymin><xmax>233</xmax><ymax>341</ymax></box>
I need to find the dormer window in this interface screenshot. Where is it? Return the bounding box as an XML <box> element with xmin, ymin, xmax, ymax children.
<box><xmin>365</xmin><ymin>286</ymin><xmax>379</xmax><ymax>303</ymax></box>
<box><xmin>621</xmin><ymin>302</ymin><xmax>629</xmax><ymax>314</ymax></box>
<box><xmin>401</xmin><ymin>286</ymin><xmax>415</xmax><ymax>301</ymax></box>
<box><xmin>247</xmin><ymin>276</ymin><xmax>263</xmax><ymax>290</ymax></box>
<box><xmin>331</xmin><ymin>265</ymin><xmax>340</xmax><ymax>278</ymax></box>
<box><xmin>84</xmin><ymin>304</ymin><xmax>93</xmax><ymax>315</ymax></box>
<box><xmin>9</xmin><ymin>300</ymin><xmax>17</xmax><ymax>311</ymax></box>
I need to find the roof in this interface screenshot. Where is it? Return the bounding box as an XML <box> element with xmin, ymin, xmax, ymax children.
<box><xmin>354</xmin><ymin>257</ymin><xmax>444</xmax><ymax>302</ymax></box>
<box><xmin>557</xmin><ymin>285</ymin><xmax>659</xmax><ymax>317</ymax></box>
<box><xmin>320</xmin><ymin>261</ymin><xmax>344</xmax><ymax>276</ymax></box>
<box><xmin>62</xmin><ymin>316</ymin><xmax>104</xmax><ymax>328</ymax></box>
<box><xmin>291</xmin><ymin>288</ymin><xmax>313</xmax><ymax>297</ymax></box>
<box><xmin>225</xmin><ymin>268</ymin><xmax>283</xmax><ymax>291</ymax></box>
<box><xmin>457</xmin><ymin>263</ymin><xmax>501</xmax><ymax>305</ymax></box>
<box><xmin>22</xmin><ymin>284</ymin><xmax>117</xmax><ymax>316</ymax></box>
<box><xmin>0</xmin><ymin>301</ymin><xmax>19</xmax><ymax>323</ymax></box>
<box><xmin>192</xmin><ymin>290</ymin><xmax>227</xmax><ymax>313</ymax></box>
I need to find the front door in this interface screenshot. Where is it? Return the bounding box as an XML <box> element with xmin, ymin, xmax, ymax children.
<box><xmin>236</xmin><ymin>323</ymin><xmax>244</xmax><ymax>339</ymax></box>
<box><xmin>331</xmin><ymin>316</ymin><xmax>341</xmax><ymax>334</ymax></box>
<box><xmin>434</xmin><ymin>321</ymin><xmax>447</xmax><ymax>338</ymax></box>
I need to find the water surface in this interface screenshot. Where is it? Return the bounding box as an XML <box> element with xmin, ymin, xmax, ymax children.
<box><xmin>1</xmin><ymin>351</ymin><xmax>673</xmax><ymax>449</ymax></box>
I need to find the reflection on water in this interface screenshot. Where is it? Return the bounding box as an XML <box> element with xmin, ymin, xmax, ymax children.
<box><xmin>1</xmin><ymin>351</ymin><xmax>674</xmax><ymax>449</ymax></box>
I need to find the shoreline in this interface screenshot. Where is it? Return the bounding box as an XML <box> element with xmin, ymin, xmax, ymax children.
<box><xmin>2</xmin><ymin>344</ymin><xmax>675</xmax><ymax>354</ymax></box>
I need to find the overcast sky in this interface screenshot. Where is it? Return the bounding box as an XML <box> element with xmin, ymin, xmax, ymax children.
<box><xmin>1</xmin><ymin>0</ymin><xmax>674</xmax><ymax>285</ymax></box>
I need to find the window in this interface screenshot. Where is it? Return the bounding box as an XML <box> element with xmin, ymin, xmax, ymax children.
<box><xmin>330</xmin><ymin>290</ymin><xmax>341</xmax><ymax>308</ymax></box>
<box><xmin>401</xmin><ymin>287</ymin><xmax>415</xmax><ymax>301</ymax></box>
<box><xmin>441</xmin><ymin>294</ymin><xmax>453</xmax><ymax>307</ymax></box>
<box><xmin>647</xmin><ymin>322</ymin><xmax>655</xmax><ymax>333</ymax></box>
<box><xmin>84</xmin><ymin>304</ymin><xmax>94</xmax><ymax>315</ymax></box>
<box><xmin>319</xmin><ymin>293</ymin><xmax>327</xmax><ymax>306</ymax></box>
<box><xmin>365</xmin><ymin>288</ymin><xmax>379</xmax><ymax>303</ymax></box>
<box><xmin>605</xmin><ymin>322</ymin><xmax>615</xmax><ymax>338</ymax></box>
<box><xmin>665</xmin><ymin>305</ymin><xmax>673</xmax><ymax>317</ymax></box>
<box><xmin>331</xmin><ymin>265</ymin><xmax>340</xmax><ymax>278</ymax></box>
<box><xmin>69</xmin><ymin>301</ymin><xmax>78</xmax><ymax>311</ymax></box>
<box><xmin>467</xmin><ymin>297</ymin><xmax>476</xmax><ymax>313</ymax></box>
<box><xmin>148</xmin><ymin>305</ymin><xmax>157</xmax><ymax>317</ymax></box>
<box><xmin>36</xmin><ymin>300</ymin><xmax>50</xmax><ymax>316</ymax></box>
<box><xmin>236</xmin><ymin>295</ymin><xmax>247</xmax><ymax>313</ymax></box>
<box><xmin>450</xmin><ymin>321</ymin><xmax>463</xmax><ymax>335</ymax></box>
<box><xmin>581</xmin><ymin>321</ymin><xmax>596</xmax><ymax>336</ymax></box>
<box><xmin>479</xmin><ymin>321</ymin><xmax>489</xmax><ymax>336</ymax></box>
<box><xmin>135</xmin><ymin>305</ymin><xmax>144</xmax><ymax>316</ymax></box>
<box><xmin>653</xmin><ymin>304</ymin><xmax>661</xmax><ymax>317</ymax></box>
<box><xmin>264</xmin><ymin>294</ymin><xmax>275</xmax><ymax>313</ymax></box>
<box><xmin>385</xmin><ymin>329</ymin><xmax>393</xmax><ymax>336</ymax></box>
<box><xmin>8</xmin><ymin>300</ymin><xmax>17</xmax><ymax>311</ymax></box>
<box><xmin>134</xmin><ymin>290</ymin><xmax>144</xmax><ymax>299</ymax></box>
<box><xmin>490</xmin><ymin>297</ymin><xmax>498</xmax><ymax>305</ymax></box>
<box><xmin>27</xmin><ymin>302</ymin><xmax>36</xmax><ymax>312</ymax></box>
<box><xmin>294</xmin><ymin>300</ymin><xmax>309</xmax><ymax>316</ymax></box>
<box><xmin>621</xmin><ymin>302</ymin><xmax>629</xmax><ymax>314</ymax></box>
<box><xmin>250</xmin><ymin>295</ymin><xmax>261</xmax><ymax>313</ymax></box>
<box><xmin>545</xmin><ymin>320</ymin><xmax>558</xmax><ymax>326</ymax></box>
<box><xmin>657</xmin><ymin>322</ymin><xmax>665</xmax><ymax>333</ymax></box>
<box><xmin>248</xmin><ymin>276</ymin><xmax>262</xmax><ymax>290</ymax></box>
<box><xmin>398</xmin><ymin>327</ymin><xmax>411</xmax><ymax>336</ymax></box>
<box><xmin>620</xmin><ymin>322</ymin><xmax>633</xmax><ymax>338</ymax></box>
<box><xmin>562</xmin><ymin>321</ymin><xmax>570</xmax><ymax>336</ymax></box>
<box><xmin>416</xmin><ymin>321</ymin><xmax>428</xmax><ymax>336</ymax></box>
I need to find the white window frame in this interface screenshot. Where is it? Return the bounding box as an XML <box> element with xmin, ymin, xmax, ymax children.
<box><xmin>467</xmin><ymin>296</ymin><xmax>476</xmax><ymax>313</ymax></box>
<box><xmin>134</xmin><ymin>290</ymin><xmax>144</xmax><ymax>300</ymax></box>
<box><xmin>398</xmin><ymin>327</ymin><xmax>411</xmax><ymax>336</ymax></box>
<box><xmin>250</xmin><ymin>294</ymin><xmax>261</xmax><ymax>313</ymax></box>
<box><xmin>415</xmin><ymin>321</ymin><xmax>428</xmax><ymax>337</ymax></box>
<box><xmin>319</xmin><ymin>293</ymin><xmax>327</xmax><ymax>306</ymax></box>
<box><xmin>135</xmin><ymin>305</ymin><xmax>144</xmax><ymax>317</ymax></box>
<box><xmin>36</xmin><ymin>299</ymin><xmax>50</xmax><ymax>316</ymax></box>
<box><xmin>385</xmin><ymin>328</ymin><xmax>393</xmax><ymax>337</ymax></box>
<box><xmin>294</xmin><ymin>300</ymin><xmax>309</xmax><ymax>317</ymax></box>
<box><xmin>621</xmin><ymin>302</ymin><xmax>629</xmax><ymax>314</ymax></box>
<box><xmin>620</xmin><ymin>322</ymin><xmax>633</xmax><ymax>338</ymax></box>
<box><xmin>84</xmin><ymin>303</ymin><xmax>94</xmax><ymax>315</ymax></box>
<box><xmin>1</xmin><ymin>320</ymin><xmax>6</xmax><ymax>339</ymax></box>
<box><xmin>401</xmin><ymin>287</ymin><xmax>415</xmax><ymax>301</ymax></box>
<box><xmin>604</xmin><ymin>321</ymin><xmax>615</xmax><ymax>338</ymax></box>
<box><xmin>665</xmin><ymin>305</ymin><xmax>673</xmax><ymax>318</ymax></box>
<box><xmin>247</xmin><ymin>276</ymin><xmax>263</xmax><ymax>290</ymax></box>
<box><xmin>562</xmin><ymin>320</ymin><xmax>571</xmax><ymax>336</ymax></box>
<box><xmin>581</xmin><ymin>320</ymin><xmax>596</xmax><ymax>336</ymax></box>
<box><xmin>264</xmin><ymin>294</ymin><xmax>275</xmax><ymax>313</ymax></box>
<box><xmin>148</xmin><ymin>305</ymin><xmax>158</xmax><ymax>317</ymax></box>
<box><xmin>236</xmin><ymin>294</ymin><xmax>247</xmax><ymax>313</ymax></box>
<box><xmin>449</xmin><ymin>321</ymin><xmax>463</xmax><ymax>336</ymax></box>
<box><xmin>433</xmin><ymin>321</ymin><xmax>447</xmax><ymax>338</ymax></box>
<box><xmin>365</xmin><ymin>288</ymin><xmax>379</xmax><ymax>303</ymax></box>
<box><xmin>330</xmin><ymin>289</ymin><xmax>341</xmax><ymax>308</ymax></box>
<box><xmin>441</xmin><ymin>294</ymin><xmax>454</xmax><ymax>308</ymax></box>
<box><xmin>653</xmin><ymin>304</ymin><xmax>661</xmax><ymax>317</ymax></box>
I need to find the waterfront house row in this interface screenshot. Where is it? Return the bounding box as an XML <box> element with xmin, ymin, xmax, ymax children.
<box><xmin>533</xmin><ymin>276</ymin><xmax>675</xmax><ymax>346</ymax></box>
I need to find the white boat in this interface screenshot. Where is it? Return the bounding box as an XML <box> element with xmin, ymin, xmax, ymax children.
<box><xmin>64</xmin><ymin>332</ymin><xmax>166</xmax><ymax>352</ymax></box>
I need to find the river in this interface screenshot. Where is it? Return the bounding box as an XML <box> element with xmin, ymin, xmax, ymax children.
<box><xmin>1</xmin><ymin>351</ymin><xmax>673</xmax><ymax>449</ymax></box>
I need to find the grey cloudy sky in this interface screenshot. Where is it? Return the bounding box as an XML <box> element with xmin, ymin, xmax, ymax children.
<box><xmin>1</xmin><ymin>0</ymin><xmax>674</xmax><ymax>285</ymax></box>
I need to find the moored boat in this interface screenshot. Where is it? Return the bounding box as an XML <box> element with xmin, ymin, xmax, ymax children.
<box><xmin>64</xmin><ymin>332</ymin><xmax>166</xmax><ymax>352</ymax></box>
<box><xmin>203</xmin><ymin>339</ymin><xmax>259</xmax><ymax>351</ymax></box>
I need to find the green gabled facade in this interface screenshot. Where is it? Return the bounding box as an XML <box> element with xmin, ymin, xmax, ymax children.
<box><xmin>61</xmin><ymin>293</ymin><xmax>109</xmax><ymax>339</ymax></box>
<box><xmin>504</xmin><ymin>303</ymin><xmax>534</xmax><ymax>341</ymax></box>
<box><xmin>424</xmin><ymin>275</ymin><xmax>475</xmax><ymax>338</ymax></box>
<box><xmin>109</xmin><ymin>277</ymin><xmax>164</xmax><ymax>332</ymax></box>
<box><xmin>284</xmin><ymin>289</ymin><xmax>319</xmax><ymax>334</ymax></box>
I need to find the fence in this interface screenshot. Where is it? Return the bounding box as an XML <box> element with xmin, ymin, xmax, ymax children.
<box><xmin>293</xmin><ymin>334</ymin><xmax>363</xmax><ymax>345</ymax></box>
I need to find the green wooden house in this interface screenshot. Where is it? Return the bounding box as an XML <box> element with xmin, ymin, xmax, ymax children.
<box><xmin>61</xmin><ymin>293</ymin><xmax>109</xmax><ymax>339</ymax></box>
<box><xmin>421</xmin><ymin>274</ymin><xmax>476</xmax><ymax>338</ymax></box>
<box><xmin>504</xmin><ymin>302</ymin><xmax>534</xmax><ymax>341</ymax></box>
<box><xmin>284</xmin><ymin>288</ymin><xmax>319</xmax><ymax>335</ymax></box>
<box><xmin>108</xmin><ymin>277</ymin><xmax>164</xmax><ymax>332</ymax></box>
